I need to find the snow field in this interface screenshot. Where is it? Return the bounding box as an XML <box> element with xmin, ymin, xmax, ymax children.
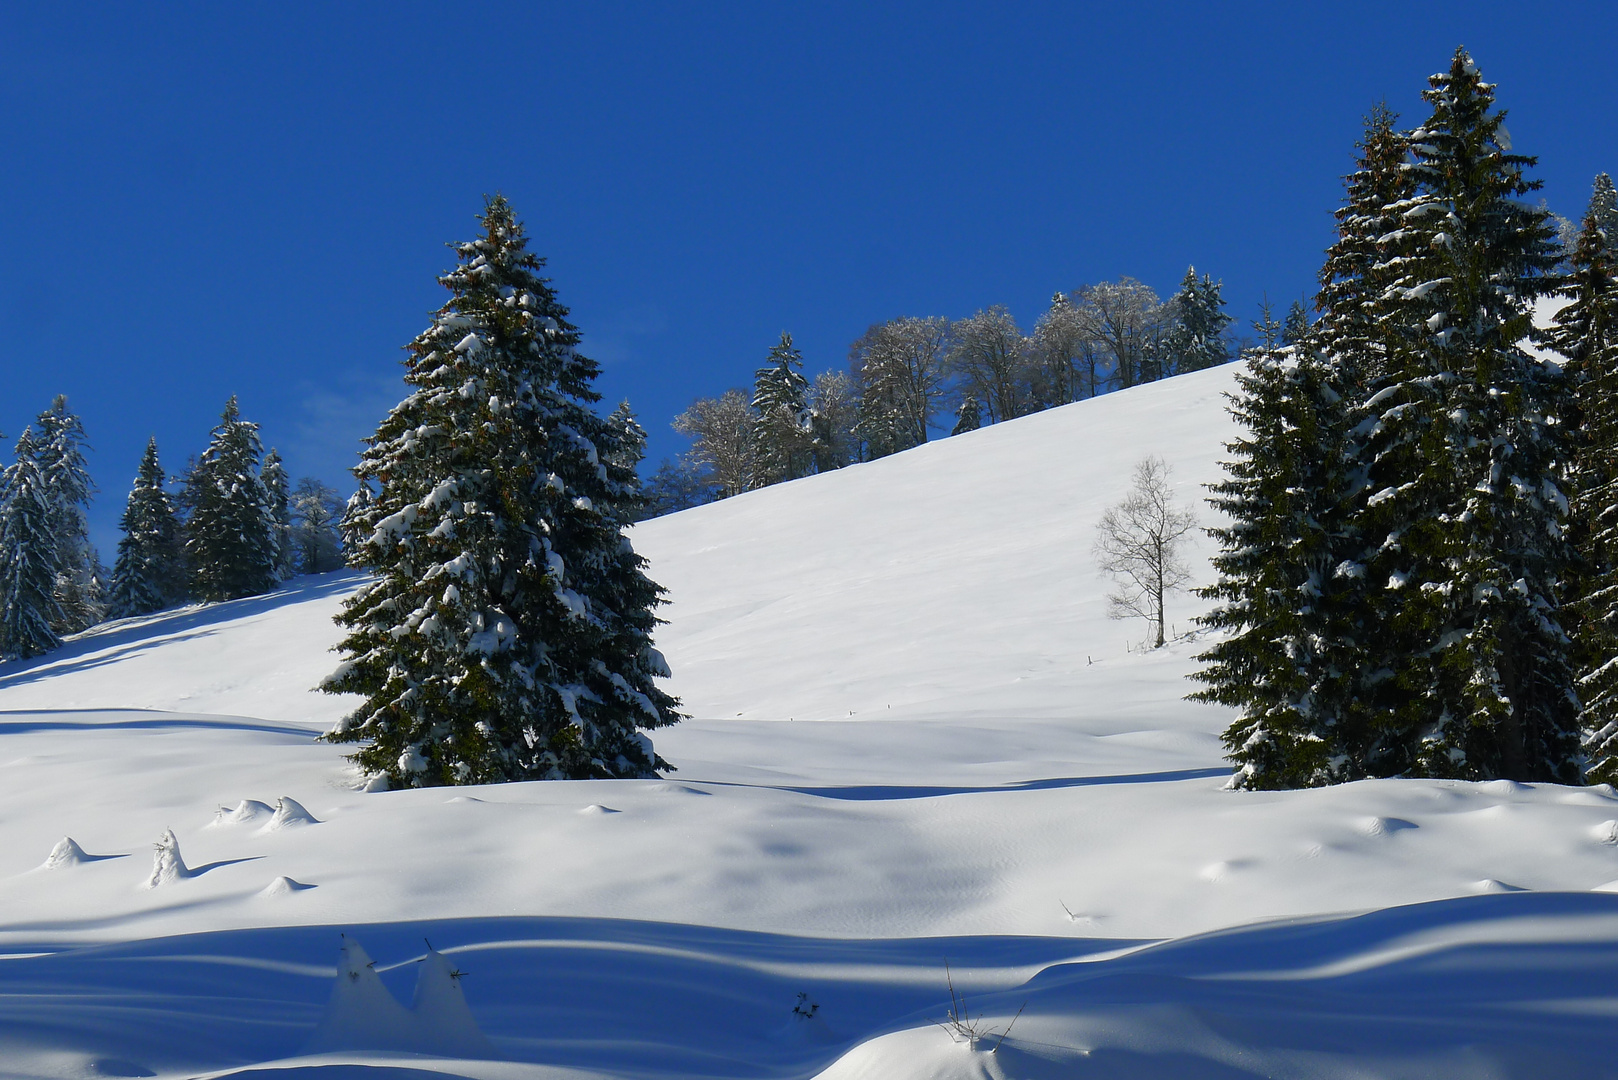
<box><xmin>2</xmin><ymin>364</ymin><xmax>1617</xmax><ymax>1076</ymax></box>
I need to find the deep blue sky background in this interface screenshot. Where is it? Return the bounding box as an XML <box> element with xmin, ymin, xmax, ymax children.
<box><xmin>1</xmin><ymin>2</ymin><xmax>1614</xmax><ymax>557</ymax></box>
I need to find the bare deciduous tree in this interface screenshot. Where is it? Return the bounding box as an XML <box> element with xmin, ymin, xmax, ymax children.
<box><xmin>1094</xmin><ymin>456</ymin><xmax>1197</xmax><ymax>648</ymax></box>
<box><xmin>672</xmin><ymin>389</ymin><xmax>759</xmax><ymax>499</ymax></box>
<box><xmin>947</xmin><ymin>306</ymin><xmax>1029</xmax><ymax>424</ymax></box>
<box><xmin>1071</xmin><ymin>278</ymin><xmax>1172</xmax><ymax>390</ymax></box>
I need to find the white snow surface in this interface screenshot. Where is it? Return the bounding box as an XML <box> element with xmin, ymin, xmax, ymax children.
<box><xmin>2</xmin><ymin>364</ymin><xmax>1616</xmax><ymax>1078</ymax></box>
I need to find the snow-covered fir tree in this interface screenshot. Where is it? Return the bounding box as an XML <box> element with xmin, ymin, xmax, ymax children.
<box><xmin>33</xmin><ymin>397</ymin><xmax>101</xmax><ymax>634</ymax></box>
<box><xmin>339</xmin><ymin>481</ymin><xmax>375</xmax><ymax>566</ymax></box>
<box><xmin>1164</xmin><ymin>268</ymin><xmax>1232</xmax><ymax>375</ymax></box>
<box><xmin>185</xmin><ymin>397</ymin><xmax>279</xmax><ymax>602</ymax></box>
<box><xmin>1312</xmin><ymin>103</ymin><xmax>1413</xmax><ymax>386</ymax></box>
<box><xmin>0</xmin><ymin>430</ymin><xmax>64</xmax><ymax>659</ymax></box>
<box><xmin>951</xmin><ymin>394</ymin><xmax>981</xmax><ymax>435</ymax></box>
<box><xmin>1347</xmin><ymin>49</ymin><xmax>1576</xmax><ymax>782</ymax></box>
<box><xmin>1588</xmin><ymin>173</ymin><xmax>1618</xmax><ymax>259</ymax></box>
<box><xmin>323</xmin><ymin>195</ymin><xmax>680</xmax><ymax>787</ymax></box>
<box><xmin>751</xmin><ymin>333</ymin><xmax>814</xmax><ymax>484</ymax></box>
<box><xmin>1554</xmin><ymin>212</ymin><xmax>1618</xmax><ymax>783</ymax></box>
<box><xmin>602</xmin><ymin>401</ymin><xmax>648</xmax><ymax>521</ymax></box>
<box><xmin>1192</xmin><ymin>341</ymin><xmax>1366</xmax><ymax>788</ymax></box>
<box><xmin>110</xmin><ymin>437</ymin><xmax>184</xmax><ymax>618</ymax></box>
<box><xmin>1282</xmin><ymin>301</ymin><xmax>1311</xmax><ymax>347</ymax></box>
<box><xmin>261</xmin><ymin>449</ymin><xmax>295</xmax><ymax>581</ymax></box>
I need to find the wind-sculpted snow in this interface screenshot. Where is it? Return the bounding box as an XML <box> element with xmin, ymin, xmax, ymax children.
<box><xmin>0</xmin><ymin>895</ymin><xmax>1615</xmax><ymax>1078</ymax></box>
<box><xmin>2</xmin><ymin>367</ymin><xmax>1617</xmax><ymax>1076</ymax></box>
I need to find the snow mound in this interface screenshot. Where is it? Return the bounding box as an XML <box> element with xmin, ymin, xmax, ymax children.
<box><xmin>42</xmin><ymin>837</ymin><xmax>90</xmax><ymax>870</ymax></box>
<box><xmin>1358</xmin><ymin>815</ymin><xmax>1418</xmax><ymax>836</ymax></box>
<box><xmin>409</xmin><ymin>946</ymin><xmax>498</xmax><ymax>1058</ymax></box>
<box><xmin>213</xmin><ymin>799</ymin><xmax>274</xmax><ymax>825</ymax></box>
<box><xmin>1471</xmin><ymin>878</ymin><xmax>1526</xmax><ymax>893</ymax></box>
<box><xmin>1590</xmin><ymin>820</ymin><xmax>1618</xmax><ymax>845</ymax></box>
<box><xmin>303</xmin><ymin>936</ymin><xmax>496</xmax><ymax>1058</ymax></box>
<box><xmin>578</xmin><ymin>804</ymin><xmax>621</xmax><ymax>815</ymax></box>
<box><xmin>263</xmin><ymin>796</ymin><xmax>320</xmax><ymax>830</ymax></box>
<box><xmin>143</xmin><ymin>829</ymin><xmax>189</xmax><ymax>889</ymax></box>
<box><xmin>259</xmin><ymin>876</ymin><xmax>316</xmax><ymax>897</ymax></box>
<box><xmin>304</xmin><ymin>936</ymin><xmax>415</xmax><ymax>1053</ymax></box>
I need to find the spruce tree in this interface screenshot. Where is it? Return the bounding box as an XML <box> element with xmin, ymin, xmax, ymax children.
<box><xmin>951</xmin><ymin>394</ymin><xmax>981</xmax><ymax>435</ymax></box>
<box><xmin>322</xmin><ymin>195</ymin><xmax>679</xmax><ymax>787</ymax></box>
<box><xmin>1555</xmin><ymin>213</ymin><xmax>1618</xmax><ymax>783</ymax></box>
<box><xmin>1192</xmin><ymin>341</ymin><xmax>1366</xmax><ymax>788</ymax></box>
<box><xmin>1589</xmin><ymin>173</ymin><xmax>1618</xmax><ymax>259</ymax></box>
<box><xmin>1165</xmin><ymin>268</ymin><xmax>1232</xmax><ymax>374</ymax></box>
<box><xmin>751</xmin><ymin>332</ymin><xmax>813</xmax><ymax>484</ymax></box>
<box><xmin>110</xmin><ymin>438</ymin><xmax>184</xmax><ymax>618</ymax></box>
<box><xmin>185</xmin><ymin>397</ymin><xmax>279</xmax><ymax>602</ymax></box>
<box><xmin>1349</xmin><ymin>49</ymin><xmax>1575</xmax><ymax>782</ymax></box>
<box><xmin>339</xmin><ymin>481</ymin><xmax>375</xmax><ymax>565</ymax></box>
<box><xmin>603</xmin><ymin>401</ymin><xmax>649</xmax><ymax>521</ymax></box>
<box><xmin>0</xmin><ymin>430</ymin><xmax>64</xmax><ymax>659</ymax></box>
<box><xmin>1313</xmin><ymin>103</ymin><xmax>1414</xmax><ymax>387</ymax></box>
<box><xmin>33</xmin><ymin>397</ymin><xmax>100</xmax><ymax>634</ymax></box>
<box><xmin>1282</xmin><ymin>301</ymin><xmax>1311</xmax><ymax>347</ymax></box>
<box><xmin>262</xmin><ymin>449</ymin><xmax>295</xmax><ymax>581</ymax></box>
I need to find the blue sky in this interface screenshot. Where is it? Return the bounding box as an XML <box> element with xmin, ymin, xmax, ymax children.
<box><xmin>1</xmin><ymin>2</ymin><xmax>1613</xmax><ymax>557</ymax></box>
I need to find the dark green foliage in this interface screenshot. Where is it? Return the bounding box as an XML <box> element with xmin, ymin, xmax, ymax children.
<box><xmin>1282</xmin><ymin>301</ymin><xmax>1311</xmax><ymax>347</ymax></box>
<box><xmin>1344</xmin><ymin>49</ymin><xmax>1576</xmax><ymax>783</ymax></box>
<box><xmin>1165</xmin><ymin>268</ymin><xmax>1232</xmax><ymax>374</ymax></box>
<box><xmin>0</xmin><ymin>430</ymin><xmax>63</xmax><ymax>659</ymax></box>
<box><xmin>951</xmin><ymin>394</ymin><xmax>981</xmax><ymax>435</ymax></box>
<box><xmin>185</xmin><ymin>397</ymin><xmax>279</xmax><ymax>602</ymax></box>
<box><xmin>33</xmin><ymin>397</ymin><xmax>100</xmax><ymax>634</ymax></box>
<box><xmin>323</xmin><ymin>196</ymin><xmax>680</xmax><ymax>787</ymax></box>
<box><xmin>752</xmin><ymin>333</ymin><xmax>814</xmax><ymax>484</ymax></box>
<box><xmin>262</xmin><ymin>449</ymin><xmax>294</xmax><ymax>581</ymax></box>
<box><xmin>1192</xmin><ymin>345</ymin><xmax>1366</xmax><ymax>788</ymax></box>
<box><xmin>1555</xmin><ymin>212</ymin><xmax>1618</xmax><ymax>783</ymax></box>
<box><xmin>110</xmin><ymin>437</ymin><xmax>185</xmax><ymax>617</ymax></box>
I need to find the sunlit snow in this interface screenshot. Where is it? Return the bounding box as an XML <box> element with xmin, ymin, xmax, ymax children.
<box><xmin>0</xmin><ymin>364</ymin><xmax>1614</xmax><ymax>1078</ymax></box>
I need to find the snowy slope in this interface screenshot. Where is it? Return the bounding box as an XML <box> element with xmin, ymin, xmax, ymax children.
<box><xmin>2</xmin><ymin>364</ymin><xmax>1618</xmax><ymax>1079</ymax></box>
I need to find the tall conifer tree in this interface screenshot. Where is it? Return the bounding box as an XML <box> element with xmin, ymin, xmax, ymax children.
<box><xmin>261</xmin><ymin>448</ymin><xmax>294</xmax><ymax>581</ymax></box>
<box><xmin>185</xmin><ymin>397</ymin><xmax>279</xmax><ymax>602</ymax></box>
<box><xmin>323</xmin><ymin>196</ymin><xmax>679</xmax><ymax>787</ymax></box>
<box><xmin>1555</xmin><ymin>213</ymin><xmax>1618</xmax><ymax>782</ymax></box>
<box><xmin>110</xmin><ymin>438</ymin><xmax>185</xmax><ymax>617</ymax></box>
<box><xmin>34</xmin><ymin>397</ymin><xmax>100</xmax><ymax>634</ymax></box>
<box><xmin>0</xmin><ymin>430</ymin><xmax>64</xmax><ymax>659</ymax></box>
<box><xmin>1349</xmin><ymin>49</ymin><xmax>1575</xmax><ymax>782</ymax></box>
<box><xmin>751</xmin><ymin>333</ymin><xmax>813</xmax><ymax>484</ymax></box>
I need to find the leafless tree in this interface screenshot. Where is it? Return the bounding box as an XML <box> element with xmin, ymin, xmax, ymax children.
<box><xmin>947</xmin><ymin>306</ymin><xmax>1029</xmax><ymax>424</ymax></box>
<box><xmin>1029</xmin><ymin>292</ymin><xmax>1100</xmax><ymax>405</ymax></box>
<box><xmin>1071</xmin><ymin>278</ymin><xmax>1172</xmax><ymax>390</ymax></box>
<box><xmin>1094</xmin><ymin>456</ymin><xmax>1197</xmax><ymax>648</ymax></box>
<box><xmin>809</xmin><ymin>369</ymin><xmax>860</xmax><ymax>471</ymax></box>
<box><xmin>850</xmin><ymin>316</ymin><xmax>952</xmax><ymax>457</ymax></box>
<box><xmin>672</xmin><ymin>389</ymin><xmax>760</xmax><ymax>499</ymax></box>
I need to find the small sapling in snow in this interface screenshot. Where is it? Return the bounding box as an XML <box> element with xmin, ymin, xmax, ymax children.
<box><xmin>792</xmin><ymin>992</ymin><xmax>819</xmax><ymax>1021</ymax></box>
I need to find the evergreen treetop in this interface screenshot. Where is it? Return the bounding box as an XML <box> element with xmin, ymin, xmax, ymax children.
<box><xmin>110</xmin><ymin>437</ymin><xmax>184</xmax><ymax>618</ymax></box>
<box><xmin>185</xmin><ymin>396</ymin><xmax>279</xmax><ymax>603</ymax></box>
<box><xmin>0</xmin><ymin>429</ymin><xmax>64</xmax><ymax>659</ymax></box>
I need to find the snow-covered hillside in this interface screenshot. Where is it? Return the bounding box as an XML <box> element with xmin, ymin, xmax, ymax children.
<box><xmin>3</xmin><ymin>364</ymin><xmax>1617</xmax><ymax>1079</ymax></box>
